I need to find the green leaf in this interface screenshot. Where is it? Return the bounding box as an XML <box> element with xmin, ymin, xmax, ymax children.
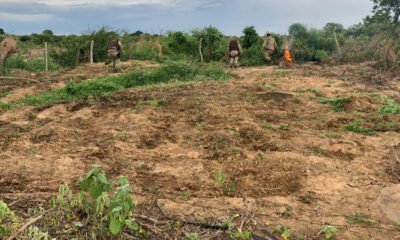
<box><xmin>89</xmin><ymin>184</ymin><xmax>104</xmax><ymax>199</ymax></box>
<box><xmin>110</xmin><ymin>219</ymin><xmax>122</xmax><ymax>235</ymax></box>
<box><xmin>126</xmin><ymin>219</ymin><xmax>139</xmax><ymax>231</ymax></box>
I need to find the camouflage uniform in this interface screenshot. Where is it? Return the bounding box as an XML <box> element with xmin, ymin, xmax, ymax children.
<box><xmin>228</xmin><ymin>37</ymin><xmax>242</xmax><ymax>68</ymax></box>
<box><xmin>108</xmin><ymin>39</ymin><xmax>123</xmax><ymax>72</ymax></box>
<box><xmin>262</xmin><ymin>35</ymin><xmax>277</xmax><ymax>63</ymax></box>
<box><xmin>0</xmin><ymin>37</ymin><xmax>17</xmax><ymax>75</ymax></box>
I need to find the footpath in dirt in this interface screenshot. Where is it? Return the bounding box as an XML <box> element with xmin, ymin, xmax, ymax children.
<box><xmin>1</xmin><ymin>62</ymin><xmax>400</xmax><ymax>239</ymax></box>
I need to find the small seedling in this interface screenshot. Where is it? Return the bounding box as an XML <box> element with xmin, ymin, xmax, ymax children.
<box><xmin>179</xmin><ymin>191</ymin><xmax>191</xmax><ymax>201</ymax></box>
<box><xmin>196</xmin><ymin>122</ymin><xmax>205</xmax><ymax>130</ymax></box>
<box><xmin>185</xmin><ymin>233</ymin><xmax>200</xmax><ymax>240</ymax></box>
<box><xmin>276</xmin><ymin>226</ymin><xmax>291</xmax><ymax>239</ymax></box>
<box><xmin>114</xmin><ymin>130</ymin><xmax>128</xmax><ymax>142</ymax></box>
<box><xmin>262</xmin><ymin>122</ymin><xmax>275</xmax><ymax>130</ymax></box>
<box><xmin>214</xmin><ymin>170</ymin><xmax>226</xmax><ymax>186</ymax></box>
<box><xmin>319</xmin><ymin>225</ymin><xmax>337</xmax><ymax>240</ymax></box>
<box><xmin>263</xmin><ymin>83</ymin><xmax>277</xmax><ymax>91</ymax></box>
<box><xmin>280</xmin><ymin>124</ymin><xmax>290</xmax><ymax>131</ymax></box>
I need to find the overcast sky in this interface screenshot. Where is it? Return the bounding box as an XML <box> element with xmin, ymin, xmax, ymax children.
<box><xmin>0</xmin><ymin>0</ymin><xmax>374</xmax><ymax>35</ymax></box>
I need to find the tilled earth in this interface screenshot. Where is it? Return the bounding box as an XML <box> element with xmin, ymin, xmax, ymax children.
<box><xmin>1</xmin><ymin>62</ymin><xmax>400</xmax><ymax>239</ymax></box>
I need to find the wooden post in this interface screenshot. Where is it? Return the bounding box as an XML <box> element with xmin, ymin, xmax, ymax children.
<box><xmin>44</xmin><ymin>42</ymin><xmax>48</xmax><ymax>72</ymax></box>
<box><xmin>199</xmin><ymin>38</ymin><xmax>204</xmax><ymax>63</ymax></box>
<box><xmin>90</xmin><ymin>40</ymin><xmax>94</xmax><ymax>64</ymax></box>
<box><xmin>333</xmin><ymin>31</ymin><xmax>342</xmax><ymax>57</ymax></box>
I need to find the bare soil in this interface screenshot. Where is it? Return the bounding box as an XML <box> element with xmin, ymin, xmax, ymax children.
<box><xmin>1</xmin><ymin>61</ymin><xmax>400</xmax><ymax>239</ymax></box>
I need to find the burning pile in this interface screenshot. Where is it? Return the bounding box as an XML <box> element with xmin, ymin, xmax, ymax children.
<box><xmin>284</xmin><ymin>39</ymin><xmax>293</xmax><ymax>62</ymax></box>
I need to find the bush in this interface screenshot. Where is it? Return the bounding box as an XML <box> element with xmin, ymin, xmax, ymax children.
<box><xmin>5</xmin><ymin>54</ymin><xmax>60</xmax><ymax>72</ymax></box>
<box><xmin>240</xmin><ymin>44</ymin><xmax>265</xmax><ymax>66</ymax></box>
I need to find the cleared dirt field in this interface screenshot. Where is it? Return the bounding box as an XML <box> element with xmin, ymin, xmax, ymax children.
<box><xmin>1</xmin><ymin>61</ymin><xmax>400</xmax><ymax>239</ymax></box>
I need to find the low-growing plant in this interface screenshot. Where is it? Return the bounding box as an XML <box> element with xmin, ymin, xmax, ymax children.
<box><xmin>186</xmin><ymin>233</ymin><xmax>200</xmax><ymax>240</ymax></box>
<box><xmin>379</xmin><ymin>101</ymin><xmax>400</xmax><ymax>115</ymax></box>
<box><xmin>275</xmin><ymin>226</ymin><xmax>291</xmax><ymax>240</ymax></box>
<box><xmin>318</xmin><ymin>98</ymin><xmax>351</xmax><ymax>112</ymax></box>
<box><xmin>345</xmin><ymin>119</ymin><xmax>375</xmax><ymax>135</ymax></box>
<box><xmin>45</xmin><ymin>166</ymin><xmax>139</xmax><ymax>238</ymax></box>
<box><xmin>346</xmin><ymin>214</ymin><xmax>377</xmax><ymax>225</ymax></box>
<box><xmin>319</xmin><ymin>225</ymin><xmax>337</xmax><ymax>240</ymax></box>
<box><xmin>0</xmin><ymin>200</ymin><xmax>18</xmax><ymax>238</ymax></box>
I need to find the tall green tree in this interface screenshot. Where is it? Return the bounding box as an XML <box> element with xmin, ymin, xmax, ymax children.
<box><xmin>0</xmin><ymin>28</ymin><xmax>5</xmax><ymax>35</ymax></box>
<box><xmin>372</xmin><ymin>0</ymin><xmax>400</xmax><ymax>24</ymax></box>
<box><xmin>241</xmin><ymin>26</ymin><xmax>260</xmax><ymax>49</ymax></box>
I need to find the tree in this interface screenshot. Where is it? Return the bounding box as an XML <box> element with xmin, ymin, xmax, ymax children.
<box><xmin>288</xmin><ymin>23</ymin><xmax>308</xmax><ymax>38</ymax></box>
<box><xmin>324</xmin><ymin>23</ymin><xmax>344</xmax><ymax>33</ymax></box>
<box><xmin>192</xmin><ymin>26</ymin><xmax>223</xmax><ymax>61</ymax></box>
<box><xmin>372</xmin><ymin>0</ymin><xmax>400</xmax><ymax>24</ymax></box>
<box><xmin>42</xmin><ymin>29</ymin><xmax>54</xmax><ymax>35</ymax></box>
<box><xmin>0</xmin><ymin>28</ymin><xmax>5</xmax><ymax>35</ymax></box>
<box><xmin>241</xmin><ymin>26</ymin><xmax>260</xmax><ymax>49</ymax></box>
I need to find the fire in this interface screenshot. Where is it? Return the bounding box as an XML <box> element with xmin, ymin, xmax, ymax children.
<box><xmin>284</xmin><ymin>40</ymin><xmax>293</xmax><ymax>62</ymax></box>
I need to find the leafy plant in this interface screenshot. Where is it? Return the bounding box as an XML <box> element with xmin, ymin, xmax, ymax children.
<box><xmin>319</xmin><ymin>225</ymin><xmax>337</xmax><ymax>240</ymax></box>
<box><xmin>276</xmin><ymin>226</ymin><xmax>291</xmax><ymax>239</ymax></box>
<box><xmin>0</xmin><ymin>201</ymin><xmax>18</xmax><ymax>238</ymax></box>
<box><xmin>80</xmin><ymin>166</ymin><xmax>111</xmax><ymax>199</ymax></box>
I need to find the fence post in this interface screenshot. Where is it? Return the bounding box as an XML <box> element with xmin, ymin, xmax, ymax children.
<box><xmin>90</xmin><ymin>40</ymin><xmax>94</xmax><ymax>64</ymax></box>
<box><xmin>45</xmin><ymin>42</ymin><xmax>48</xmax><ymax>72</ymax></box>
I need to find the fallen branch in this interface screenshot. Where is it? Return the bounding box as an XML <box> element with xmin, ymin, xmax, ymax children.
<box><xmin>133</xmin><ymin>214</ymin><xmax>169</xmax><ymax>225</ymax></box>
<box><xmin>0</xmin><ymin>76</ymin><xmax>40</xmax><ymax>83</ymax></box>
<box><xmin>7</xmin><ymin>214</ymin><xmax>44</xmax><ymax>240</ymax></box>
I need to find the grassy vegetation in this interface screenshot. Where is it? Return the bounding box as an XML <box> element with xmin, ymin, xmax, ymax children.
<box><xmin>318</xmin><ymin>98</ymin><xmax>351</xmax><ymax>112</ymax></box>
<box><xmin>20</xmin><ymin>62</ymin><xmax>232</xmax><ymax>107</ymax></box>
<box><xmin>5</xmin><ymin>54</ymin><xmax>60</xmax><ymax>73</ymax></box>
<box><xmin>345</xmin><ymin>119</ymin><xmax>375</xmax><ymax>135</ymax></box>
<box><xmin>346</xmin><ymin>214</ymin><xmax>377</xmax><ymax>225</ymax></box>
<box><xmin>378</xmin><ymin>101</ymin><xmax>400</xmax><ymax>115</ymax></box>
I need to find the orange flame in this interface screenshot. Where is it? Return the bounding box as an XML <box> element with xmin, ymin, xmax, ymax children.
<box><xmin>284</xmin><ymin>40</ymin><xmax>293</xmax><ymax>62</ymax></box>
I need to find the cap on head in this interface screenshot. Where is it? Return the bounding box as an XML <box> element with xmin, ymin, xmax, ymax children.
<box><xmin>267</xmin><ymin>33</ymin><xmax>271</xmax><ymax>37</ymax></box>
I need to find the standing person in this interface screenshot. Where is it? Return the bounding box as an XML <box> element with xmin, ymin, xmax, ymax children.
<box><xmin>108</xmin><ymin>39</ymin><xmax>123</xmax><ymax>72</ymax></box>
<box><xmin>0</xmin><ymin>37</ymin><xmax>17</xmax><ymax>75</ymax></box>
<box><xmin>228</xmin><ymin>36</ymin><xmax>242</xmax><ymax>68</ymax></box>
<box><xmin>262</xmin><ymin>33</ymin><xmax>277</xmax><ymax>64</ymax></box>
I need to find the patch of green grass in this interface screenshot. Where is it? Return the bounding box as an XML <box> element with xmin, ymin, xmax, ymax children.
<box><xmin>318</xmin><ymin>98</ymin><xmax>351</xmax><ymax>112</ymax></box>
<box><xmin>179</xmin><ymin>191</ymin><xmax>191</xmax><ymax>201</ymax></box>
<box><xmin>346</xmin><ymin>214</ymin><xmax>377</xmax><ymax>225</ymax></box>
<box><xmin>280</xmin><ymin>124</ymin><xmax>290</xmax><ymax>131</ymax></box>
<box><xmin>323</xmin><ymin>131</ymin><xmax>341</xmax><ymax>139</ymax></box>
<box><xmin>345</xmin><ymin>119</ymin><xmax>375</xmax><ymax>135</ymax></box>
<box><xmin>378</xmin><ymin>101</ymin><xmax>400</xmax><ymax>115</ymax></box>
<box><xmin>195</xmin><ymin>122</ymin><xmax>205</xmax><ymax>130</ymax></box>
<box><xmin>263</xmin><ymin>83</ymin><xmax>277</xmax><ymax>91</ymax></box>
<box><xmin>262</xmin><ymin>122</ymin><xmax>275</xmax><ymax>130</ymax></box>
<box><xmin>0</xmin><ymin>102</ymin><xmax>12</xmax><ymax>110</ymax></box>
<box><xmin>20</xmin><ymin>62</ymin><xmax>232</xmax><ymax>107</ymax></box>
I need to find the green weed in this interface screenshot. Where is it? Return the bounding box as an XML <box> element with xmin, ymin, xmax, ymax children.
<box><xmin>319</xmin><ymin>225</ymin><xmax>337</xmax><ymax>240</ymax></box>
<box><xmin>346</xmin><ymin>214</ymin><xmax>377</xmax><ymax>225</ymax></box>
<box><xmin>345</xmin><ymin>119</ymin><xmax>375</xmax><ymax>135</ymax></box>
<box><xmin>185</xmin><ymin>233</ymin><xmax>200</xmax><ymax>240</ymax></box>
<box><xmin>280</xmin><ymin>124</ymin><xmax>290</xmax><ymax>131</ymax></box>
<box><xmin>318</xmin><ymin>98</ymin><xmax>351</xmax><ymax>112</ymax></box>
<box><xmin>379</xmin><ymin>101</ymin><xmax>400</xmax><ymax>115</ymax></box>
<box><xmin>0</xmin><ymin>200</ymin><xmax>18</xmax><ymax>238</ymax></box>
<box><xmin>275</xmin><ymin>226</ymin><xmax>291</xmax><ymax>239</ymax></box>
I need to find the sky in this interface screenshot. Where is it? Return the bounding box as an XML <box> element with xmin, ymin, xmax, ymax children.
<box><xmin>0</xmin><ymin>0</ymin><xmax>374</xmax><ymax>35</ymax></box>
